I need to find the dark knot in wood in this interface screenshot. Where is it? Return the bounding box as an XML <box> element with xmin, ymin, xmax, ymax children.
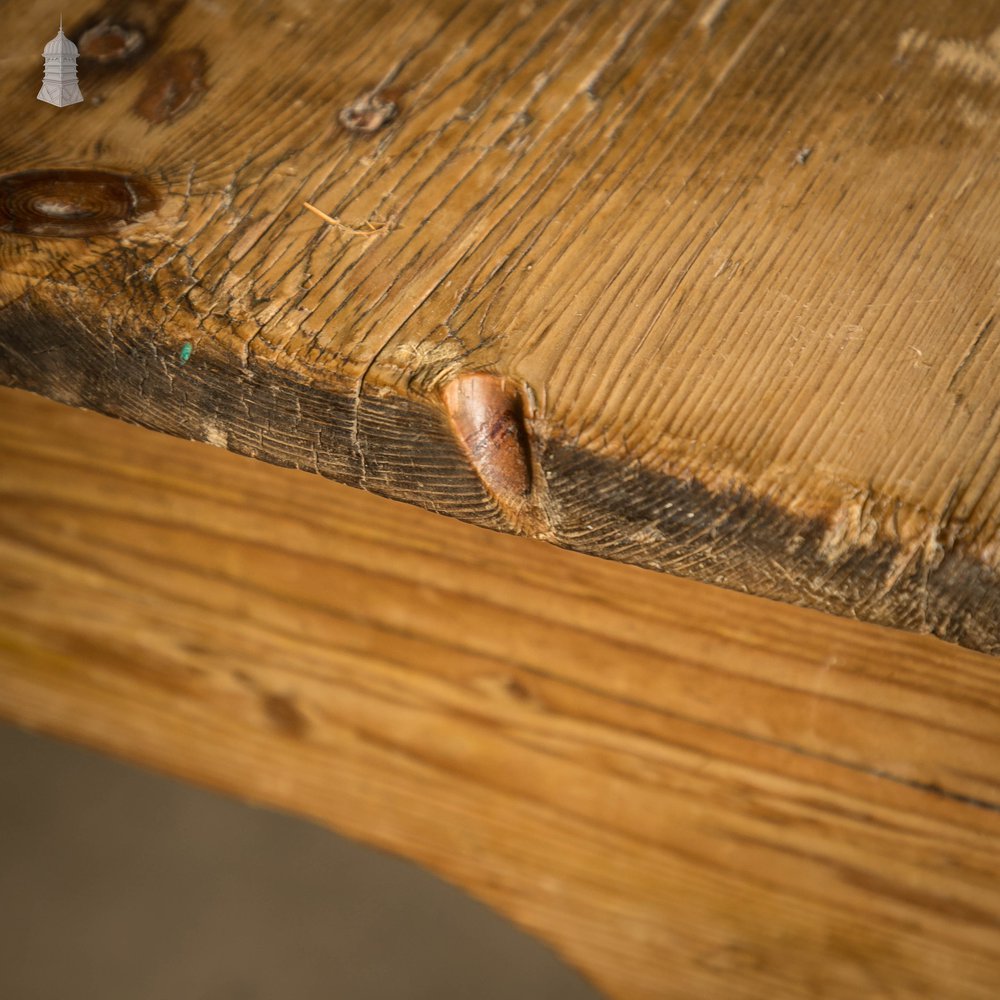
<box><xmin>0</xmin><ymin>169</ymin><xmax>159</xmax><ymax>237</ymax></box>
<box><xmin>69</xmin><ymin>1</ymin><xmax>187</xmax><ymax>77</ymax></box>
<box><xmin>442</xmin><ymin>373</ymin><xmax>533</xmax><ymax>504</ymax></box>
<box><xmin>78</xmin><ymin>19</ymin><xmax>146</xmax><ymax>63</ymax></box>
<box><xmin>134</xmin><ymin>48</ymin><xmax>207</xmax><ymax>124</ymax></box>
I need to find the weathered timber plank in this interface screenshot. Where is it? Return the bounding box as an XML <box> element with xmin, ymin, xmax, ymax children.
<box><xmin>0</xmin><ymin>0</ymin><xmax>998</xmax><ymax>651</ymax></box>
<box><xmin>1</xmin><ymin>386</ymin><xmax>1000</xmax><ymax>999</ymax></box>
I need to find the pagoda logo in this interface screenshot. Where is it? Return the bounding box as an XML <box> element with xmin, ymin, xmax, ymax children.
<box><xmin>38</xmin><ymin>17</ymin><xmax>84</xmax><ymax>108</ymax></box>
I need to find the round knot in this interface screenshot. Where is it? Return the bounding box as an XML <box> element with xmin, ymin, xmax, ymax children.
<box><xmin>0</xmin><ymin>169</ymin><xmax>159</xmax><ymax>237</ymax></box>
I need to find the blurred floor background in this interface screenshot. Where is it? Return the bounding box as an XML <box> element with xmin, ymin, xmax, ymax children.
<box><xmin>0</xmin><ymin>722</ymin><xmax>600</xmax><ymax>999</ymax></box>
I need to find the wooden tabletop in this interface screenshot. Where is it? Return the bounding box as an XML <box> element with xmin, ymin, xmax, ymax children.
<box><xmin>1</xmin><ymin>0</ymin><xmax>998</xmax><ymax>652</ymax></box>
<box><xmin>2</xmin><ymin>386</ymin><xmax>999</xmax><ymax>1000</ymax></box>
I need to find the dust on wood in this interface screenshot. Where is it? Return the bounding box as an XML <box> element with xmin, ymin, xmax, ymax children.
<box><xmin>338</xmin><ymin>90</ymin><xmax>398</xmax><ymax>133</ymax></box>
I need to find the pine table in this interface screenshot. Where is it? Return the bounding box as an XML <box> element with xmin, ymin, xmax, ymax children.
<box><xmin>2</xmin><ymin>1</ymin><xmax>999</xmax><ymax>996</ymax></box>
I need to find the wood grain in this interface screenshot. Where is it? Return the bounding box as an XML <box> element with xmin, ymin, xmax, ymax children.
<box><xmin>0</xmin><ymin>1</ymin><xmax>998</xmax><ymax>652</ymax></box>
<box><xmin>1</xmin><ymin>387</ymin><xmax>999</xmax><ymax>999</ymax></box>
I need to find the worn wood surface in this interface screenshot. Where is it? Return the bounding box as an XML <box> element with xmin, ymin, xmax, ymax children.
<box><xmin>2</xmin><ymin>387</ymin><xmax>999</xmax><ymax>999</ymax></box>
<box><xmin>0</xmin><ymin>0</ymin><xmax>998</xmax><ymax>653</ymax></box>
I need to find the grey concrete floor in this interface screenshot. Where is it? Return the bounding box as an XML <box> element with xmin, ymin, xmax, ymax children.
<box><xmin>0</xmin><ymin>722</ymin><xmax>601</xmax><ymax>1000</ymax></box>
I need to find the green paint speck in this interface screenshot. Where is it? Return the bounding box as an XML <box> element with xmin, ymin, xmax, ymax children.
<box><xmin>179</xmin><ymin>342</ymin><xmax>193</xmax><ymax>364</ymax></box>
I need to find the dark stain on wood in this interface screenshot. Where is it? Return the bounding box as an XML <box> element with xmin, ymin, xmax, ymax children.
<box><xmin>134</xmin><ymin>48</ymin><xmax>207</xmax><ymax>123</ymax></box>
<box><xmin>539</xmin><ymin>437</ymin><xmax>1000</xmax><ymax>655</ymax></box>
<box><xmin>261</xmin><ymin>692</ymin><xmax>309</xmax><ymax>739</ymax></box>
<box><xmin>0</xmin><ymin>169</ymin><xmax>159</xmax><ymax>237</ymax></box>
<box><xmin>504</xmin><ymin>676</ymin><xmax>534</xmax><ymax>704</ymax></box>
